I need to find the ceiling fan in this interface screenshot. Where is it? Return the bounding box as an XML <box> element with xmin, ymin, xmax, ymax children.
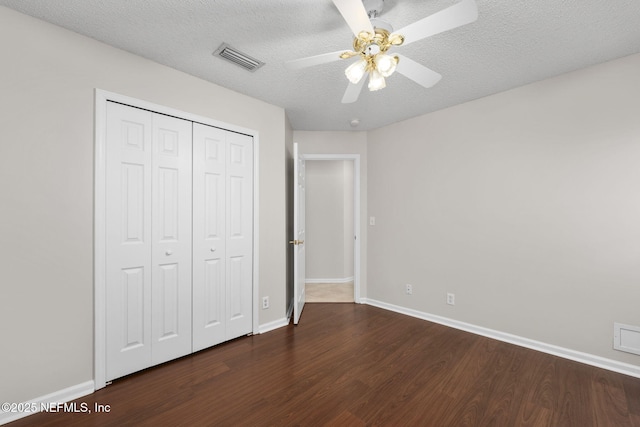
<box><xmin>285</xmin><ymin>0</ymin><xmax>478</xmax><ymax>103</ymax></box>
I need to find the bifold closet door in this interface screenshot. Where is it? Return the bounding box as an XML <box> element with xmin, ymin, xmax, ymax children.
<box><xmin>150</xmin><ymin>113</ymin><xmax>192</xmax><ymax>366</ymax></box>
<box><xmin>105</xmin><ymin>102</ymin><xmax>193</xmax><ymax>381</ymax></box>
<box><xmin>192</xmin><ymin>123</ymin><xmax>253</xmax><ymax>352</ymax></box>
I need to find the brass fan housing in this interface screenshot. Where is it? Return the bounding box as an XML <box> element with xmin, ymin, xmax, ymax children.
<box><xmin>340</xmin><ymin>28</ymin><xmax>404</xmax><ymax>73</ymax></box>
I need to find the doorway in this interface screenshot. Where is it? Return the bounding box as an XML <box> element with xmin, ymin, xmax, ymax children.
<box><xmin>302</xmin><ymin>155</ymin><xmax>361</xmax><ymax>304</ymax></box>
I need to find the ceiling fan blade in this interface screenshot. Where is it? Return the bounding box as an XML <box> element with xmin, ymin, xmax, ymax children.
<box><xmin>395</xmin><ymin>54</ymin><xmax>442</xmax><ymax>89</ymax></box>
<box><xmin>394</xmin><ymin>0</ymin><xmax>478</xmax><ymax>46</ymax></box>
<box><xmin>332</xmin><ymin>0</ymin><xmax>375</xmax><ymax>37</ymax></box>
<box><xmin>284</xmin><ymin>50</ymin><xmax>346</xmax><ymax>70</ymax></box>
<box><xmin>342</xmin><ymin>77</ymin><xmax>366</xmax><ymax>104</ymax></box>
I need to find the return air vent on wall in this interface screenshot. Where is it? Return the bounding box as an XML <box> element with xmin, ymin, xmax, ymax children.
<box><xmin>213</xmin><ymin>43</ymin><xmax>265</xmax><ymax>72</ymax></box>
<box><xmin>614</xmin><ymin>322</ymin><xmax>640</xmax><ymax>356</ymax></box>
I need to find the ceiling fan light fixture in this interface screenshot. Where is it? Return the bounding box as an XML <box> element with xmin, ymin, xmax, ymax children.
<box><xmin>368</xmin><ymin>69</ymin><xmax>386</xmax><ymax>91</ymax></box>
<box><xmin>375</xmin><ymin>53</ymin><xmax>398</xmax><ymax>77</ymax></box>
<box><xmin>286</xmin><ymin>0</ymin><xmax>479</xmax><ymax>103</ymax></box>
<box><xmin>345</xmin><ymin>58</ymin><xmax>368</xmax><ymax>84</ymax></box>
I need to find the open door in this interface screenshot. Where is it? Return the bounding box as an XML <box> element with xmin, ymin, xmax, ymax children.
<box><xmin>291</xmin><ymin>143</ymin><xmax>306</xmax><ymax>324</ymax></box>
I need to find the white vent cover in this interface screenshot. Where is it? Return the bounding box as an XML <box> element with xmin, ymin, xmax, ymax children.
<box><xmin>613</xmin><ymin>322</ymin><xmax>640</xmax><ymax>356</ymax></box>
<box><xmin>213</xmin><ymin>43</ymin><xmax>265</xmax><ymax>72</ymax></box>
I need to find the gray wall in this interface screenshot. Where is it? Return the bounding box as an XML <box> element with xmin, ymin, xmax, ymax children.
<box><xmin>367</xmin><ymin>53</ymin><xmax>640</xmax><ymax>366</ymax></box>
<box><xmin>0</xmin><ymin>6</ymin><xmax>287</xmax><ymax>404</ymax></box>
<box><xmin>305</xmin><ymin>160</ymin><xmax>354</xmax><ymax>281</ymax></box>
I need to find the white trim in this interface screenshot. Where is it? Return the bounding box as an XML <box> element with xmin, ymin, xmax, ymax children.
<box><xmin>305</xmin><ymin>277</ymin><xmax>354</xmax><ymax>284</ymax></box>
<box><xmin>93</xmin><ymin>90</ymin><xmax>107</xmax><ymax>390</ymax></box>
<box><xmin>259</xmin><ymin>317</ymin><xmax>290</xmax><ymax>334</ymax></box>
<box><xmin>363</xmin><ymin>298</ymin><xmax>640</xmax><ymax>379</ymax></box>
<box><xmin>0</xmin><ymin>380</ymin><xmax>94</xmax><ymax>426</ymax></box>
<box><xmin>95</xmin><ymin>90</ymin><xmax>258</xmax><ymax>136</ymax></box>
<box><xmin>94</xmin><ymin>89</ymin><xmax>260</xmax><ymax>390</ymax></box>
<box><xmin>301</xmin><ymin>154</ymin><xmax>361</xmax><ymax>303</ymax></box>
<box><xmin>252</xmin><ymin>126</ymin><xmax>260</xmax><ymax>336</ymax></box>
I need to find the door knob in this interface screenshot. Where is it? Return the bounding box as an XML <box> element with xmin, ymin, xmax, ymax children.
<box><xmin>210</xmin><ymin>247</ymin><xmax>216</xmax><ymax>252</ymax></box>
<box><xmin>166</xmin><ymin>250</ymin><xmax>173</xmax><ymax>256</ymax></box>
<box><xmin>288</xmin><ymin>240</ymin><xmax>304</xmax><ymax>245</ymax></box>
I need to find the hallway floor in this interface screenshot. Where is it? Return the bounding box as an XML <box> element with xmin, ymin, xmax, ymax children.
<box><xmin>305</xmin><ymin>282</ymin><xmax>354</xmax><ymax>303</ymax></box>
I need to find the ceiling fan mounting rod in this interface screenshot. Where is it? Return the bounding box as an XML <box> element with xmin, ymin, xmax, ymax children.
<box><xmin>363</xmin><ymin>0</ymin><xmax>385</xmax><ymax>19</ymax></box>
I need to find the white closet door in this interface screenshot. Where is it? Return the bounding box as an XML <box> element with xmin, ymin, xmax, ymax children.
<box><xmin>192</xmin><ymin>124</ymin><xmax>227</xmax><ymax>351</ymax></box>
<box><xmin>105</xmin><ymin>102</ymin><xmax>153</xmax><ymax>380</ymax></box>
<box><xmin>104</xmin><ymin>100</ymin><xmax>252</xmax><ymax>380</ymax></box>
<box><xmin>150</xmin><ymin>113</ymin><xmax>193</xmax><ymax>365</ymax></box>
<box><xmin>106</xmin><ymin>103</ymin><xmax>193</xmax><ymax>380</ymax></box>
<box><xmin>225</xmin><ymin>131</ymin><xmax>253</xmax><ymax>339</ymax></box>
<box><xmin>193</xmin><ymin>125</ymin><xmax>253</xmax><ymax>349</ymax></box>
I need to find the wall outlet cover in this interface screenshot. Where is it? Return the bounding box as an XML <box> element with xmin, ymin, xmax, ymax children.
<box><xmin>446</xmin><ymin>293</ymin><xmax>455</xmax><ymax>305</ymax></box>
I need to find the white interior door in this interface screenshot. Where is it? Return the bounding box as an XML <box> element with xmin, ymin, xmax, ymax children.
<box><xmin>150</xmin><ymin>113</ymin><xmax>192</xmax><ymax>365</ymax></box>
<box><xmin>225</xmin><ymin>131</ymin><xmax>254</xmax><ymax>338</ymax></box>
<box><xmin>96</xmin><ymin>91</ymin><xmax>259</xmax><ymax>389</ymax></box>
<box><xmin>292</xmin><ymin>143</ymin><xmax>306</xmax><ymax>324</ymax></box>
<box><xmin>105</xmin><ymin>102</ymin><xmax>153</xmax><ymax>380</ymax></box>
<box><xmin>105</xmin><ymin>102</ymin><xmax>192</xmax><ymax>380</ymax></box>
<box><xmin>192</xmin><ymin>124</ymin><xmax>227</xmax><ymax>351</ymax></box>
<box><xmin>192</xmin><ymin>124</ymin><xmax>253</xmax><ymax>350</ymax></box>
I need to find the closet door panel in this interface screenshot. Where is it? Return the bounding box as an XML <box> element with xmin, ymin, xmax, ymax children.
<box><xmin>192</xmin><ymin>124</ymin><xmax>227</xmax><ymax>351</ymax></box>
<box><xmin>105</xmin><ymin>101</ymin><xmax>254</xmax><ymax>378</ymax></box>
<box><xmin>105</xmin><ymin>103</ymin><xmax>153</xmax><ymax>381</ymax></box>
<box><xmin>226</xmin><ymin>132</ymin><xmax>253</xmax><ymax>339</ymax></box>
<box><xmin>151</xmin><ymin>114</ymin><xmax>193</xmax><ymax>365</ymax></box>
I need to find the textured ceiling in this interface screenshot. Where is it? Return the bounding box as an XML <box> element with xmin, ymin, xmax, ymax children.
<box><xmin>2</xmin><ymin>0</ymin><xmax>640</xmax><ymax>131</ymax></box>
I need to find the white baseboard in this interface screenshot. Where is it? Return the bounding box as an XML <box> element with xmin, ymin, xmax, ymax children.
<box><xmin>362</xmin><ymin>298</ymin><xmax>640</xmax><ymax>379</ymax></box>
<box><xmin>305</xmin><ymin>277</ymin><xmax>354</xmax><ymax>284</ymax></box>
<box><xmin>0</xmin><ymin>380</ymin><xmax>95</xmax><ymax>426</ymax></box>
<box><xmin>258</xmin><ymin>317</ymin><xmax>290</xmax><ymax>334</ymax></box>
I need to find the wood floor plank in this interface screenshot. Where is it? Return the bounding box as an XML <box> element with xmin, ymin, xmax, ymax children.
<box><xmin>515</xmin><ymin>401</ymin><xmax>554</xmax><ymax>427</ymax></box>
<box><xmin>476</xmin><ymin>344</ymin><xmax>531</xmax><ymax>426</ymax></box>
<box><xmin>324</xmin><ymin>410</ymin><xmax>366</xmax><ymax>427</ymax></box>
<box><xmin>7</xmin><ymin>303</ymin><xmax>640</xmax><ymax>426</ymax></box>
<box><xmin>622</xmin><ymin>374</ymin><xmax>640</xmax><ymax>418</ymax></box>
<box><xmin>590</xmin><ymin>369</ymin><xmax>633</xmax><ymax>427</ymax></box>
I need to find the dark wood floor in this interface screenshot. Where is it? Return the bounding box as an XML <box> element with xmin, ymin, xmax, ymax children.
<box><xmin>9</xmin><ymin>304</ymin><xmax>640</xmax><ymax>426</ymax></box>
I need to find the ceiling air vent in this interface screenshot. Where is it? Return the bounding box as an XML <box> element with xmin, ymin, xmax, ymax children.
<box><xmin>213</xmin><ymin>43</ymin><xmax>265</xmax><ymax>72</ymax></box>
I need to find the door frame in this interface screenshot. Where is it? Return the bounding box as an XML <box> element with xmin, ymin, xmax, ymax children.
<box><xmin>302</xmin><ymin>154</ymin><xmax>361</xmax><ymax>303</ymax></box>
<box><xmin>94</xmin><ymin>89</ymin><xmax>260</xmax><ymax>389</ymax></box>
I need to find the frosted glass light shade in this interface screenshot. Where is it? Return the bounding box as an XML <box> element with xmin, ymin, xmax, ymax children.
<box><xmin>368</xmin><ymin>69</ymin><xmax>386</xmax><ymax>91</ymax></box>
<box><xmin>345</xmin><ymin>59</ymin><xmax>367</xmax><ymax>84</ymax></box>
<box><xmin>375</xmin><ymin>54</ymin><xmax>397</xmax><ymax>77</ymax></box>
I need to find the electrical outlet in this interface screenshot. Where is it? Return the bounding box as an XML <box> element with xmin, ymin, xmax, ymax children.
<box><xmin>405</xmin><ymin>284</ymin><xmax>412</xmax><ymax>295</ymax></box>
<box><xmin>369</xmin><ymin>216</ymin><xmax>376</xmax><ymax>226</ymax></box>
<box><xmin>447</xmin><ymin>293</ymin><xmax>455</xmax><ymax>305</ymax></box>
<box><xmin>262</xmin><ymin>296</ymin><xmax>269</xmax><ymax>309</ymax></box>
